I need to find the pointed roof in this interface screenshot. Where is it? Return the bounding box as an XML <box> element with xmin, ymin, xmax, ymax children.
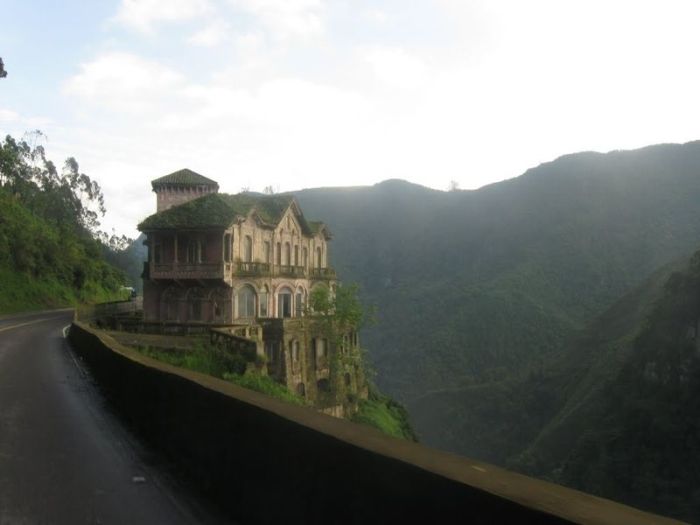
<box><xmin>308</xmin><ymin>221</ymin><xmax>333</xmax><ymax>240</ymax></box>
<box><xmin>151</xmin><ymin>168</ymin><xmax>219</xmax><ymax>189</ymax></box>
<box><xmin>138</xmin><ymin>192</ymin><xmax>318</xmax><ymax>234</ymax></box>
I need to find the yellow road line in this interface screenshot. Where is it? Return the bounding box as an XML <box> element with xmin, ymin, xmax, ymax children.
<box><xmin>0</xmin><ymin>317</ymin><xmax>54</xmax><ymax>334</ymax></box>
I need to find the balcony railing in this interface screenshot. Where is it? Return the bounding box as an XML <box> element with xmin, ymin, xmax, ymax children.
<box><xmin>150</xmin><ymin>262</ymin><xmax>227</xmax><ymax>281</ymax></box>
<box><xmin>236</xmin><ymin>262</ymin><xmax>272</xmax><ymax>277</ymax></box>
<box><xmin>310</xmin><ymin>267</ymin><xmax>336</xmax><ymax>280</ymax></box>
<box><xmin>278</xmin><ymin>265</ymin><xmax>307</xmax><ymax>278</ymax></box>
<box><xmin>148</xmin><ymin>260</ymin><xmax>334</xmax><ymax>282</ymax></box>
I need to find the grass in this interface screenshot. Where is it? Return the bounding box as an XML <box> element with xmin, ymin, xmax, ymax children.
<box><xmin>223</xmin><ymin>372</ymin><xmax>306</xmax><ymax>406</ymax></box>
<box><xmin>132</xmin><ymin>343</ymin><xmax>306</xmax><ymax>406</ymax></box>
<box><xmin>0</xmin><ymin>268</ymin><xmax>122</xmax><ymax>314</ymax></box>
<box><xmin>351</xmin><ymin>390</ymin><xmax>418</xmax><ymax>441</ymax></box>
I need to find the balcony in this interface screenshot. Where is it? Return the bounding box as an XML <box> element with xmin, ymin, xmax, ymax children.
<box><xmin>150</xmin><ymin>262</ymin><xmax>231</xmax><ymax>282</ymax></box>
<box><xmin>310</xmin><ymin>267</ymin><xmax>336</xmax><ymax>280</ymax></box>
<box><xmin>236</xmin><ymin>262</ymin><xmax>272</xmax><ymax>277</ymax></box>
<box><xmin>278</xmin><ymin>265</ymin><xmax>306</xmax><ymax>278</ymax></box>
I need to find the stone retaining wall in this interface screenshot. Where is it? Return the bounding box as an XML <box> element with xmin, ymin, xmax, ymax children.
<box><xmin>68</xmin><ymin>321</ymin><xmax>682</xmax><ymax>525</ymax></box>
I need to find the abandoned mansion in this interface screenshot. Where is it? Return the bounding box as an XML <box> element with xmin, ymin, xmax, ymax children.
<box><xmin>138</xmin><ymin>169</ymin><xmax>366</xmax><ymax>410</ymax></box>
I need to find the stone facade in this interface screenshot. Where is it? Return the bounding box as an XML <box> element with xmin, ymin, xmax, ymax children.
<box><xmin>152</xmin><ymin>168</ymin><xmax>219</xmax><ymax>212</ymax></box>
<box><xmin>139</xmin><ymin>169</ymin><xmax>366</xmax><ymax>412</ymax></box>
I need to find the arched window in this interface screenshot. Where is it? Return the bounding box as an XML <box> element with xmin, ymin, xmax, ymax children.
<box><xmin>210</xmin><ymin>288</ymin><xmax>230</xmax><ymax>323</ymax></box>
<box><xmin>302</xmin><ymin>247</ymin><xmax>308</xmax><ymax>268</ymax></box>
<box><xmin>317</xmin><ymin>378</ymin><xmax>330</xmax><ymax>393</ymax></box>
<box><xmin>316</xmin><ymin>246</ymin><xmax>322</xmax><ymax>268</ymax></box>
<box><xmin>259</xmin><ymin>285</ymin><xmax>269</xmax><ymax>318</ymax></box>
<box><xmin>264</xmin><ymin>241</ymin><xmax>271</xmax><ymax>263</ymax></box>
<box><xmin>244</xmin><ymin>235</ymin><xmax>253</xmax><ymax>262</ymax></box>
<box><xmin>296</xmin><ymin>383</ymin><xmax>306</xmax><ymax>398</ymax></box>
<box><xmin>312</xmin><ymin>338</ymin><xmax>327</xmax><ymax>369</ymax></box>
<box><xmin>295</xmin><ymin>288</ymin><xmax>305</xmax><ymax>317</ymax></box>
<box><xmin>278</xmin><ymin>287</ymin><xmax>292</xmax><ymax>318</ymax></box>
<box><xmin>294</xmin><ymin>245</ymin><xmax>299</xmax><ymax>266</ymax></box>
<box><xmin>284</xmin><ymin>242</ymin><xmax>291</xmax><ymax>266</ymax></box>
<box><xmin>237</xmin><ymin>285</ymin><xmax>257</xmax><ymax>318</ymax></box>
<box><xmin>276</xmin><ymin>242</ymin><xmax>281</xmax><ymax>265</ymax></box>
<box><xmin>187</xmin><ymin>288</ymin><xmax>205</xmax><ymax>321</ymax></box>
<box><xmin>162</xmin><ymin>287</ymin><xmax>181</xmax><ymax>321</ymax></box>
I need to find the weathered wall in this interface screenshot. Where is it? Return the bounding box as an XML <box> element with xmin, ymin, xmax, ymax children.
<box><xmin>156</xmin><ymin>185</ymin><xmax>216</xmax><ymax>212</ymax></box>
<box><xmin>67</xmin><ymin>322</ymin><xmax>682</xmax><ymax>525</ymax></box>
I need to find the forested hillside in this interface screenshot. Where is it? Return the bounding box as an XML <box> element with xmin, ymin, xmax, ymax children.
<box><xmin>0</xmin><ymin>134</ymin><xmax>128</xmax><ymax>313</ymax></box>
<box><xmin>292</xmin><ymin>141</ymin><xmax>700</xmax><ymax>466</ymax></box>
<box><xmin>513</xmin><ymin>250</ymin><xmax>700</xmax><ymax>521</ymax></box>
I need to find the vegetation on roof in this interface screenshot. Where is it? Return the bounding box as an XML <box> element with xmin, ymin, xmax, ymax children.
<box><xmin>151</xmin><ymin>168</ymin><xmax>219</xmax><ymax>187</ymax></box>
<box><xmin>137</xmin><ymin>191</ymin><xmax>322</xmax><ymax>232</ymax></box>
<box><xmin>221</xmin><ymin>193</ymin><xmax>292</xmax><ymax>225</ymax></box>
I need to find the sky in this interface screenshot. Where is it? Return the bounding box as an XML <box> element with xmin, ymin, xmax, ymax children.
<box><xmin>2</xmin><ymin>0</ymin><xmax>700</xmax><ymax>238</ymax></box>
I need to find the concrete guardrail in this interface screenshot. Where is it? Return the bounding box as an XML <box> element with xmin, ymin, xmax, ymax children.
<box><xmin>68</xmin><ymin>321</ymin><xmax>684</xmax><ymax>525</ymax></box>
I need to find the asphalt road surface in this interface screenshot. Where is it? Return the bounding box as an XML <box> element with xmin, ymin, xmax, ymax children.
<box><xmin>0</xmin><ymin>310</ymin><xmax>227</xmax><ymax>524</ymax></box>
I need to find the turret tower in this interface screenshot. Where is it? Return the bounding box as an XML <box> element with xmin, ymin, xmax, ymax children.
<box><xmin>152</xmin><ymin>168</ymin><xmax>219</xmax><ymax>213</ymax></box>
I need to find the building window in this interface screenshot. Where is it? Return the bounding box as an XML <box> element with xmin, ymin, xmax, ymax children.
<box><xmin>284</xmin><ymin>242</ymin><xmax>291</xmax><ymax>265</ymax></box>
<box><xmin>224</xmin><ymin>233</ymin><xmax>232</xmax><ymax>262</ymax></box>
<box><xmin>278</xmin><ymin>289</ymin><xmax>292</xmax><ymax>318</ymax></box>
<box><xmin>244</xmin><ymin>235</ymin><xmax>253</xmax><ymax>262</ymax></box>
<box><xmin>259</xmin><ymin>286</ymin><xmax>269</xmax><ymax>318</ymax></box>
<box><xmin>295</xmin><ymin>291</ymin><xmax>303</xmax><ymax>317</ymax></box>
<box><xmin>153</xmin><ymin>244</ymin><xmax>162</xmax><ymax>264</ymax></box>
<box><xmin>238</xmin><ymin>285</ymin><xmax>256</xmax><ymax>318</ymax></box>
<box><xmin>187</xmin><ymin>240</ymin><xmax>202</xmax><ymax>263</ymax></box>
<box><xmin>276</xmin><ymin>242</ymin><xmax>281</xmax><ymax>265</ymax></box>
<box><xmin>265</xmin><ymin>341</ymin><xmax>277</xmax><ymax>363</ymax></box>
<box><xmin>190</xmin><ymin>300</ymin><xmax>202</xmax><ymax>321</ymax></box>
<box><xmin>292</xmin><ymin>340</ymin><xmax>300</xmax><ymax>362</ymax></box>
<box><xmin>264</xmin><ymin>241</ymin><xmax>271</xmax><ymax>263</ymax></box>
<box><xmin>294</xmin><ymin>245</ymin><xmax>299</xmax><ymax>266</ymax></box>
<box><xmin>302</xmin><ymin>247</ymin><xmax>308</xmax><ymax>268</ymax></box>
<box><xmin>296</xmin><ymin>383</ymin><xmax>306</xmax><ymax>398</ymax></box>
<box><xmin>167</xmin><ymin>301</ymin><xmax>178</xmax><ymax>321</ymax></box>
<box><xmin>316</xmin><ymin>246</ymin><xmax>322</xmax><ymax>268</ymax></box>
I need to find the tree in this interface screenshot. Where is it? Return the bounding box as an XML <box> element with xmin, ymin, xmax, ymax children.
<box><xmin>0</xmin><ymin>133</ymin><xmax>106</xmax><ymax>233</ymax></box>
<box><xmin>307</xmin><ymin>282</ymin><xmax>371</xmax><ymax>338</ymax></box>
<box><xmin>448</xmin><ymin>180</ymin><xmax>460</xmax><ymax>192</ymax></box>
<box><xmin>0</xmin><ymin>58</ymin><xmax>7</xmax><ymax>78</ymax></box>
<box><xmin>263</xmin><ymin>185</ymin><xmax>275</xmax><ymax>195</ymax></box>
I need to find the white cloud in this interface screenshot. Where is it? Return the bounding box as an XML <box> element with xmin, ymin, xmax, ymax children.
<box><xmin>0</xmin><ymin>108</ymin><xmax>19</xmax><ymax>122</ymax></box>
<box><xmin>188</xmin><ymin>20</ymin><xmax>231</xmax><ymax>46</ymax></box>
<box><xmin>364</xmin><ymin>8</ymin><xmax>388</xmax><ymax>24</ymax></box>
<box><xmin>114</xmin><ymin>0</ymin><xmax>212</xmax><ymax>33</ymax></box>
<box><xmin>365</xmin><ymin>47</ymin><xmax>428</xmax><ymax>89</ymax></box>
<box><xmin>63</xmin><ymin>53</ymin><xmax>184</xmax><ymax>113</ymax></box>
<box><xmin>228</xmin><ymin>0</ymin><xmax>325</xmax><ymax>41</ymax></box>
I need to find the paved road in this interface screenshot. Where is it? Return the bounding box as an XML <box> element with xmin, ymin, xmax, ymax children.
<box><xmin>0</xmin><ymin>310</ymin><xmax>226</xmax><ymax>524</ymax></box>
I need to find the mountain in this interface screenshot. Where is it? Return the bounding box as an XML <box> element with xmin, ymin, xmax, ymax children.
<box><xmin>516</xmin><ymin>250</ymin><xmax>700</xmax><ymax>521</ymax></box>
<box><xmin>292</xmin><ymin>141</ymin><xmax>700</xmax><ymax>464</ymax></box>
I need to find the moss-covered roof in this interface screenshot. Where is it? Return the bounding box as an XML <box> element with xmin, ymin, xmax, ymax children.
<box><xmin>151</xmin><ymin>169</ymin><xmax>219</xmax><ymax>188</ymax></box>
<box><xmin>308</xmin><ymin>220</ymin><xmax>332</xmax><ymax>239</ymax></box>
<box><xmin>138</xmin><ymin>192</ymin><xmax>321</xmax><ymax>233</ymax></box>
